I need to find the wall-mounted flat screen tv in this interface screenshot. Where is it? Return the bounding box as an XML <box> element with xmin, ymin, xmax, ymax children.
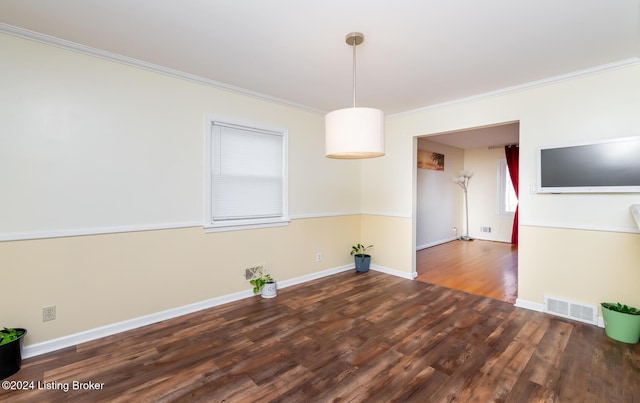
<box><xmin>537</xmin><ymin>136</ymin><xmax>640</xmax><ymax>193</ymax></box>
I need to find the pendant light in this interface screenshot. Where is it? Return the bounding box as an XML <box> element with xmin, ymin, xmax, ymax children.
<box><xmin>325</xmin><ymin>32</ymin><xmax>385</xmax><ymax>159</ymax></box>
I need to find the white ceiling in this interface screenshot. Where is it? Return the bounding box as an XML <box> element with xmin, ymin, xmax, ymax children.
<box><xmin>1</xmin><ymin>1</ymin><xmax>639</xmax><ymax>138</ymax></box>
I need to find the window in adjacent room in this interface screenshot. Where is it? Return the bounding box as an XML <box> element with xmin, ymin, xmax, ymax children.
<box><xmin>498</xmin><ymin>159</ymin><xmax>517</xmax><ymax>215</ymax></box>
<box><xmin>205</xmin><ymin>117</ymin><xmax>289</xmax><ymax>232</ymax></box>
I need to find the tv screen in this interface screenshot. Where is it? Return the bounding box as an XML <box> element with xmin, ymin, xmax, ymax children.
<box><xmin>538</xmin><ymin>136</ymin><xmax>640</xmax><ymax>193</ymax></box>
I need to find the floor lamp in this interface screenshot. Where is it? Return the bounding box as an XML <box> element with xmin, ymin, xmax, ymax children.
<box><xmin>454</xmin><ymin>170</ymin><xmax>474</xmax><ymax>241</ymax></box>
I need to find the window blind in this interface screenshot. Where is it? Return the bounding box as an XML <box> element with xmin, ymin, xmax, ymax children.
<box><xmin>211</xmin><ymin>123</ymin><xmax>283</xmax><ymax>221</ymax></box>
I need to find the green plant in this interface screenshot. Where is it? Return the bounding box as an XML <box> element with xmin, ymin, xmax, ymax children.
<box><xmin>351</xmin><ymin>243</ymin><xmax>373</xmax><ymax>257</ymax></box>
<box><xmin>601</xmin><ymin>302</ymin><xmax>640</xmax><ymax>315</ymax></box>
<box><xmin>250</xmin><ymin>273</ymin><xmax>274</xmax><ymax>295</ymax></box>
<box><xmin>0</xmin><ymin>328</ymin><xmax>24</xmax><ymax>346</ymax></box>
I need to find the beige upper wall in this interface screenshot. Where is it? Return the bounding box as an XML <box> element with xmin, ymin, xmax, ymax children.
<box><xmin>367</xmin><ymin>62</ymin><xmax>640</xmax><ymax>307</ymax></box>
<box><xmin>372</xmin><ymin>65</ymin><xmax>640</xmax><ymax>231</ymax></box>
<box><xmin>516</xmin><ymin>69</ymin><xmax>640</xmax><ymax>232</ymax></box>
<box><xmin>0</xmin><ymin>33</ymin><xmax>361</xmax><ymax>237</ymax></box>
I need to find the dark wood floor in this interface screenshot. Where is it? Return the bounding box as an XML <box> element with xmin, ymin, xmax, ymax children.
<box><xmin>2</xmin><ymin>271</ymin><xmax>638</xmax><ymax>402</ymax></box>
<box><xmin>417</xmin><ymin>239</ymin><xmax>518</xmax><ymax>303</ymax></box>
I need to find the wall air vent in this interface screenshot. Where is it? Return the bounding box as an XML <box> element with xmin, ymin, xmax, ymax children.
<box><xmin>543</xmin><ymin>295</ymin><xmax>598</xmax><ymax>325</ymax></box>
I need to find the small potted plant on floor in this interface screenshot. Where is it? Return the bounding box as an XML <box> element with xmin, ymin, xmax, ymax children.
<box><xmin>250</xmin><ymin>270</ymin><xmax>277</xmax><ymax>299</ymax></box>
<box><xmin>601</xmin><ymin>302</ymin><xmax>640</xmax><ymax>344</ymax></box>
<box><xmin>351</xmin><ymin>243</ymin><xmax>373</xmax><ymax>273</ymax></box>
<box><xmin>0</xmin><ymin>327</ymin><xmax>27</xmax><ymax>380</ymax></box>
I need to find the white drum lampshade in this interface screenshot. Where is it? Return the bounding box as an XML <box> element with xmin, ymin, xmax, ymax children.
<box><xmin>325</xmin><ymin>107</ymin><xmax>384</xmax><ymax>159</ymax></box>
<box><xmin>325</xmin><ymin>32</ymin><xmax>385</xmax><ymax>159</ymax></box>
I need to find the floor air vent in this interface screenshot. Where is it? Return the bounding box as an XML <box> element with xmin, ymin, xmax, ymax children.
<box><xmin>544</xmin><ymin>295</ymin><xmax>598</xmax><ymax>325</ymax></box>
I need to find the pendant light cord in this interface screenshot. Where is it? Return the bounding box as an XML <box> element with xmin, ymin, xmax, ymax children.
<box><xmin>352</xmin><ymin>37</ymin><xmax>357</xmax><ymax>108</ymax></box>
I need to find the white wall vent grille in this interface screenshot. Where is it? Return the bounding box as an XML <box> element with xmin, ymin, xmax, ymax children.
<box><xmin>543</xmin><ymin>295</ymin><xmax>598</xmax><ymax>325</ymax></box>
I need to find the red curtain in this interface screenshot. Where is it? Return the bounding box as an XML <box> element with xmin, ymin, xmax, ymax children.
<box><xmin>505</xmin><ymin>145</ymin><xmax>519</xmax><ymax>245</ymax></box>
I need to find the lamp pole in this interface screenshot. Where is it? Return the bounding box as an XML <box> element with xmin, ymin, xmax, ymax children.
<box><xmin>463</xmin><ymin>187</ymin><xmax>470</xmax><ymax>240</ymax></box>
<box><xmin>454</xmin><ymin>170</ymin><xmax>473</xmax><ymax>241</ymax></box>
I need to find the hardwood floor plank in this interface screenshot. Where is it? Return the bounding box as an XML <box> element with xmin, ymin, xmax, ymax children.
<box><xmin>417</xmin><ymin>239</ymin><xmax>518</xmax><ymax>303</ymax></box>
<box><xmin>2</xmin><ymin>270</ymin><xmax>638</xmax><ymax>402</ymax></box>
<box><xmin>525</xmin><ymin>319</ymin><xmax>573</xmax><ymax>388</ymax></box>
<box><xmin>623</xmin><ymin>346</ymin><xmax>640</xmax><ymax>402</ymax></box>
<box><xmin>587</xmin><ymin>334</ymin><xmax>625</xmax><ymax>402</ymax></box>
<box><xmin>312</xmin><ymin>347</ymin><xmax>405</xmax><ymax>402</ymax></box>
<box><xmin>172</xmin><ymin>374</ymin><xmax>258</xmax><ymax>403</ymax></box>
<box><xmin>388</xmin><ymin>365</ymin><xmax>450</xmax><ymax>402</ymax></box>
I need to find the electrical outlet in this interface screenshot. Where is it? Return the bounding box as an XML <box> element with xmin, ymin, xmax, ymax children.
<box><xmin>316</xmin><ymin>252</ymin><xmax>322</xmax><ymax>262</ymax></box>
<box><xmin>43</xmin><ymin>305</ymin><xmax>56</xmax><ymax>322</ymax></box>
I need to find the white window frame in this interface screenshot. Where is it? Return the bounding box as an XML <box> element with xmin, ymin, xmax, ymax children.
<box><xmin>204</xmin><ymin>115</ymin><xmax>289</xmax><ymax>232</ymax></box>
<box><xmin>497</xmin><ymin>159</ymin><xmax>517</xmax><ymax>216</ymax></box>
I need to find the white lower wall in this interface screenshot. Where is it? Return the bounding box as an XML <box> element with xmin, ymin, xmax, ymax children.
<box><xmin>1</xmin><ymin>216</ymin><xmax>363</xmax><ymax>347</ymax></box>
<box><xmin>23</xmin><ymin>262</ymin><xmax>357</xmax><ymax>358</ymax></box>
<box><xmin>518</xmin><ymin>225</ymin><xmax>640</xmax><ymax>310</ymax></box>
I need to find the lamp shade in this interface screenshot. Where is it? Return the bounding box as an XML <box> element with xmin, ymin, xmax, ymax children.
<box><xmin>325</xmin><ymin>107</ymin><xmax>385</xmax><ymax>159</ymax></box>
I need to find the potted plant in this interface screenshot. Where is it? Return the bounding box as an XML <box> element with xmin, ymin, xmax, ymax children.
<box><xmin>601</xmin><ymin>302</ymin><xmax>640</xmax><ymax>344</ymax></box>
<box><xmin>351</xmin><ymin>243</ymin><xmax>373</xmax><ymax>273</ymax></box>
<box><xmin>0</xmin><ymin>327</ymin><xmax>27</xmax><ymax>380</ymax></box>
<box><xmin>250</xmin><ymin>271</ymin><xmax>277</xmax><ymax>299</ymax></box>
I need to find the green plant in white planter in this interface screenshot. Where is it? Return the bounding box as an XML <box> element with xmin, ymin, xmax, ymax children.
<box><xmin>351</xmin><ymin>243</ymin><xmax>373</xmax><ymax>273</ymax></box>
<box><xmin>601</xmin><ymin>302</ymin><xmax>640</xmax><ymax>344</ymax></box>
<box><xmin>1</xmin><ymin>327</ymin><xmax>27</xmax><ymax>380</ymax></box>
<box><xmin>250</xmin><ymin>271</ymin><xmax>277</xmax><ymax>299</ymax></box>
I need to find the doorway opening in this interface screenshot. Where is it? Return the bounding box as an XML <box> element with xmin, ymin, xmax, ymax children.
<box><xmin>414</xmin><ymin>122</ymin><xmax>519</xmax><ymax>303</ymax></box>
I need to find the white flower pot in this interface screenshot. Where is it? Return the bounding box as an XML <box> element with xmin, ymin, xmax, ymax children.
<box><xmin>261</xmin><ymin>281</ymin><xmax>277</xmax><ymax>298</ymax></box>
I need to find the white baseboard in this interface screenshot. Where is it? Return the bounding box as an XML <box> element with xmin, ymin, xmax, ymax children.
<box><xmin>21</xmin><ymin>262</ymin><xmax>466</xmax><ymax>359</ymax></box>
<box><xmin>371</xmin><ymin>264</ymin><xmax>415</xmax><ymax>280</ymax></box>
<box><xmin>515</xmin><ymin>298</ymin><xmax>605</xmax><ymax>328</ymax></box>
<box><xmin>514</xmin><ymin>298</ymin><xmax>544</xmax><ymax>312</ymax></box>
<box><xmin>23</xmin><ymin>289</ymin><xmax>253</xmax><ymax>359</ymax></box>
<box><xmin>24</xmin><ymin>264</ymin><xmax>356</xmax><ymax>359</ymax></box>
<box><xmin>276</xmin><ymin>265</ymin><xmax>354</xmax><ymax>289</ymax></box>
<box><xmin>416</xmin><ymin>237</ymin><xmax>456</xmax><ymax>251</ymax></box>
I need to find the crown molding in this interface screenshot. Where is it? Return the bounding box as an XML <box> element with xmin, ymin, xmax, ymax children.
<box><xmin>2</xmin><ymin>23</ymin><xmax>639</xmax><ymax>120</ymax></box>
<box><xmin>388</xmin><ymin>57</ymin><xmax>640</xmax><ymax>119</ymax></box>
<box><xmin>0</xmin><ymin>23</ymin><xmax>325</xmax><ymax>114</ymax></box>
